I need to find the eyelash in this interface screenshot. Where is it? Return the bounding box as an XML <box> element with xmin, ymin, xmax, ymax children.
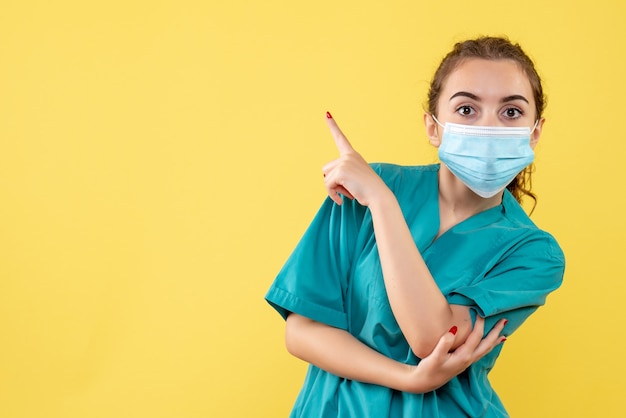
<box><xmin>503</xmin><ymin>107</ymin><xmax>524</xmax><ymax>119</ymax></box>
<box><xmin>456</xmin><ymin>105</ymin><xmax>475</xmax><ymax>116</ymax></box>
<box><xmin>455</xmin><ymin>105</ymin><xmax>525</xmax><ymax>119</ymax></box>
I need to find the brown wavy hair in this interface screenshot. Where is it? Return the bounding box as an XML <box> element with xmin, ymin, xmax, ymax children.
<box><xmin>426</xmin><ymin>36</ymin><xmax>546</xmax><ymax>213</ymax></box>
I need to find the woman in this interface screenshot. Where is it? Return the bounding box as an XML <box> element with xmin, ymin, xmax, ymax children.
<box><xmin>265</xmin><ymin>36</ymin><xmax>565</xmax><ymax>417</ymax></box>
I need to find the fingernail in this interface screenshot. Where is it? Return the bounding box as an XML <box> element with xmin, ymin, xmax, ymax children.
<box><xmin>501</xmin><ymin>336</ymin><xmax>507</xmax><ymax>343</ymax></box>
<box><xmin>449</xmin><ymin>326</ymin><xmax>458</xmax><ymax>335</ymax></box>
<box><xmin>503</xmin><ymin>319</ymin><xmax>508</xmax><ymax>326</ymax></box>
<box><xmin>326</xmin><ymin>111</ymin><xmax>333</xmax><ymax>119</ymax></box>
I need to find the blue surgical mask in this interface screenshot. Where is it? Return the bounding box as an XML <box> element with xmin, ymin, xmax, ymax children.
<box><xmin>432</xmin><ymin>115</ymin><xmax>538</xmax><ymax>198</ymax></box>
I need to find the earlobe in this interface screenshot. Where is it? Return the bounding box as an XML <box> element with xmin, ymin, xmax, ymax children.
<box><xmin>424</xmin><ymin>113</ymin><xmax>441</xmax><ymax>147</ymax></box>
<box><xmin>530</xmin><ymin>117</ymin><xmax>545</xmax><ymax>149</ymax></box>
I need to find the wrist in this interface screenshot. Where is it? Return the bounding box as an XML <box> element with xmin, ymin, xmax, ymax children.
<box><xmin>398</xmin><ymin>363</ymin><xmax>429</xmax><ymax>394</ymax></box>
<box><xmin>367</xmin><ymin>186</ymin><xmax>398</xmax><ymax>214</ymax></box>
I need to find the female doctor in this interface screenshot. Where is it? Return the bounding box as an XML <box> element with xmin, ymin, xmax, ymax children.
<box><xmin>266</xmin><ymin>36</ymin><xmax>565</xmax><ymax>417</ymax></box>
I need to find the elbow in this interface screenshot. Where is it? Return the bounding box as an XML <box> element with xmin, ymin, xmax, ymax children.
<box><xmin>406</xmin><ymin>306</ymin><xmax>468</xmax><ymax>358</ymax></box>
<box><xmin>409</xmin><ymin>339</ymin><xmax>440</xmax><ymax>360</ymax></box>
<box><xmin>406</xmin><ymin>326</ymin><xmax>452</xmax><ymax>359</ymax></box>
<box><xmin>408</xmin><ymin>324</ymin><xmax>469</xmax><ymax>359</ymax></box>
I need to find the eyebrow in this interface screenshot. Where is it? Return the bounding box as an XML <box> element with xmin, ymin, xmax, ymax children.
<box><xmin>501</xmin><ymin>94</ymin><xmax>529</xmax><ymax>104</ymax></box>
<box><xmin>449</xmin><ymin>91</ymin><xmax>529</xmax><ymax>104</ymax></box>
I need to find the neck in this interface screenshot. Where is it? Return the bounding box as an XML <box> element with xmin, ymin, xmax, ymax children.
<box><xmin>438</xmin><ymin>164</ymin><xmax>502</xmax><ymax>216</ymax></box>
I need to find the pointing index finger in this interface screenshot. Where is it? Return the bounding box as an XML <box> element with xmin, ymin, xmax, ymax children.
<box><xmin>326</xmin><ymin>111</ymin><xmax>354</xmax><ymax>155</ymax></box>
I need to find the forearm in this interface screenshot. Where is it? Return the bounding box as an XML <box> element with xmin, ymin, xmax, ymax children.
<box><xmin>368</xmin><ymin>191</ymin><xmax>457</xmax><ymax>357</ymax></box>
<box><xmin>285</xmin><ymin>313</ymin><xmax>418</xmax><ymax>392</ymax></box>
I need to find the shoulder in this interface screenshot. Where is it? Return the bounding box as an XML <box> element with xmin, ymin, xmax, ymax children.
<box><xmin>370</xmin><ymin>162</ymin><xmax>439</xmax><ymax>178</ymax></box>
<box><xmin>500</xmin><ymin>192</ymin><xmax>565</xmax><ymax>265</ymax></box>
<box><xmin>370</xmin><ymin>163</ymin><xmax>439</xmax><ymax>193</ymax></box>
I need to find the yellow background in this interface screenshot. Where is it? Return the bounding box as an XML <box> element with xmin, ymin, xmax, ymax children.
<box><xmin>1</xmin><ymin>0</ymin><xmax>624</xmax><ymax>417</ymax></box>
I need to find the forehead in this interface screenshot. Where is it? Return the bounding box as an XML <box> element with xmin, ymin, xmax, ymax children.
<box><xmin>441</xmin><ymin>58</ymin><xmax>534</xmax><ymax>100</ymax></box>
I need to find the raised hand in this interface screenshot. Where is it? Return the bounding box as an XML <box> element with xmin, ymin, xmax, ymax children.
<box><xmin>322</xmin><ymin>112</ymin><xmax>390</xmax><ymax>207</ymax></box>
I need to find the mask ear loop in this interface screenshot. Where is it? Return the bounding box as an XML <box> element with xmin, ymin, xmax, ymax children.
<box><xmin>431</xmin><ymin>114</ymin><xmax>445</xmax><ymax>128</ymax></box>
<box><xmin>530</xmin><ymin>119</ymin><xmax>539</xmax><ymax>134</ymax></box>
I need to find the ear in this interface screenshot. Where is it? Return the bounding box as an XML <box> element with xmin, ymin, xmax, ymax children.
<box><xmin>424</xmin><ymin>113</ymin><xmax>441</xmax><ymax>147</ymax></box>
<box><xmin>530</xmin><ymin>117</ymin><xmax>545</xmax><ymax>149</ymax></box>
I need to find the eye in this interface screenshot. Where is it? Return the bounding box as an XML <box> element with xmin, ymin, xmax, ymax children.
<box><xmin>456</xmin><ymin>105</ymin><xmax>475</xmax><ymax>117</ymax></box>
<box><xmin>502</xmin><ymin>107</ymin><xmax>524</xmax><ymax>119</ymax></box>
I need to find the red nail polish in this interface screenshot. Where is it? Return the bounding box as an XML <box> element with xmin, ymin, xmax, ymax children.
<box><xmin>501</xmin><ymin>336</ymin><xmax>507</xmax><ymax>343</ymax></box>
<box><xmin>326</xmin><ymin>111</ymin><xmax>333</xmax><ymax>119</ymax></box>
<box><xmin>449</xmin><ymin>326</ymin><xmax>458</xmax><ymax>335</ymax></box>
<box><xmin>503</xmin><ymin>319</ymin><xmax>508</xmax><ymax>326</ymax></box>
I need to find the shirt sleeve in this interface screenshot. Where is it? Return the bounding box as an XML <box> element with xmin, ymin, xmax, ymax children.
<box><xmin>265</xmin><ymin>196</ymin><xmax>367</xmax><ymax>330</ymax></box>
<box><xmin>446</xmin><ymin>231</ymin><xmax>565</xmax><ymax>334</ymax></box>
